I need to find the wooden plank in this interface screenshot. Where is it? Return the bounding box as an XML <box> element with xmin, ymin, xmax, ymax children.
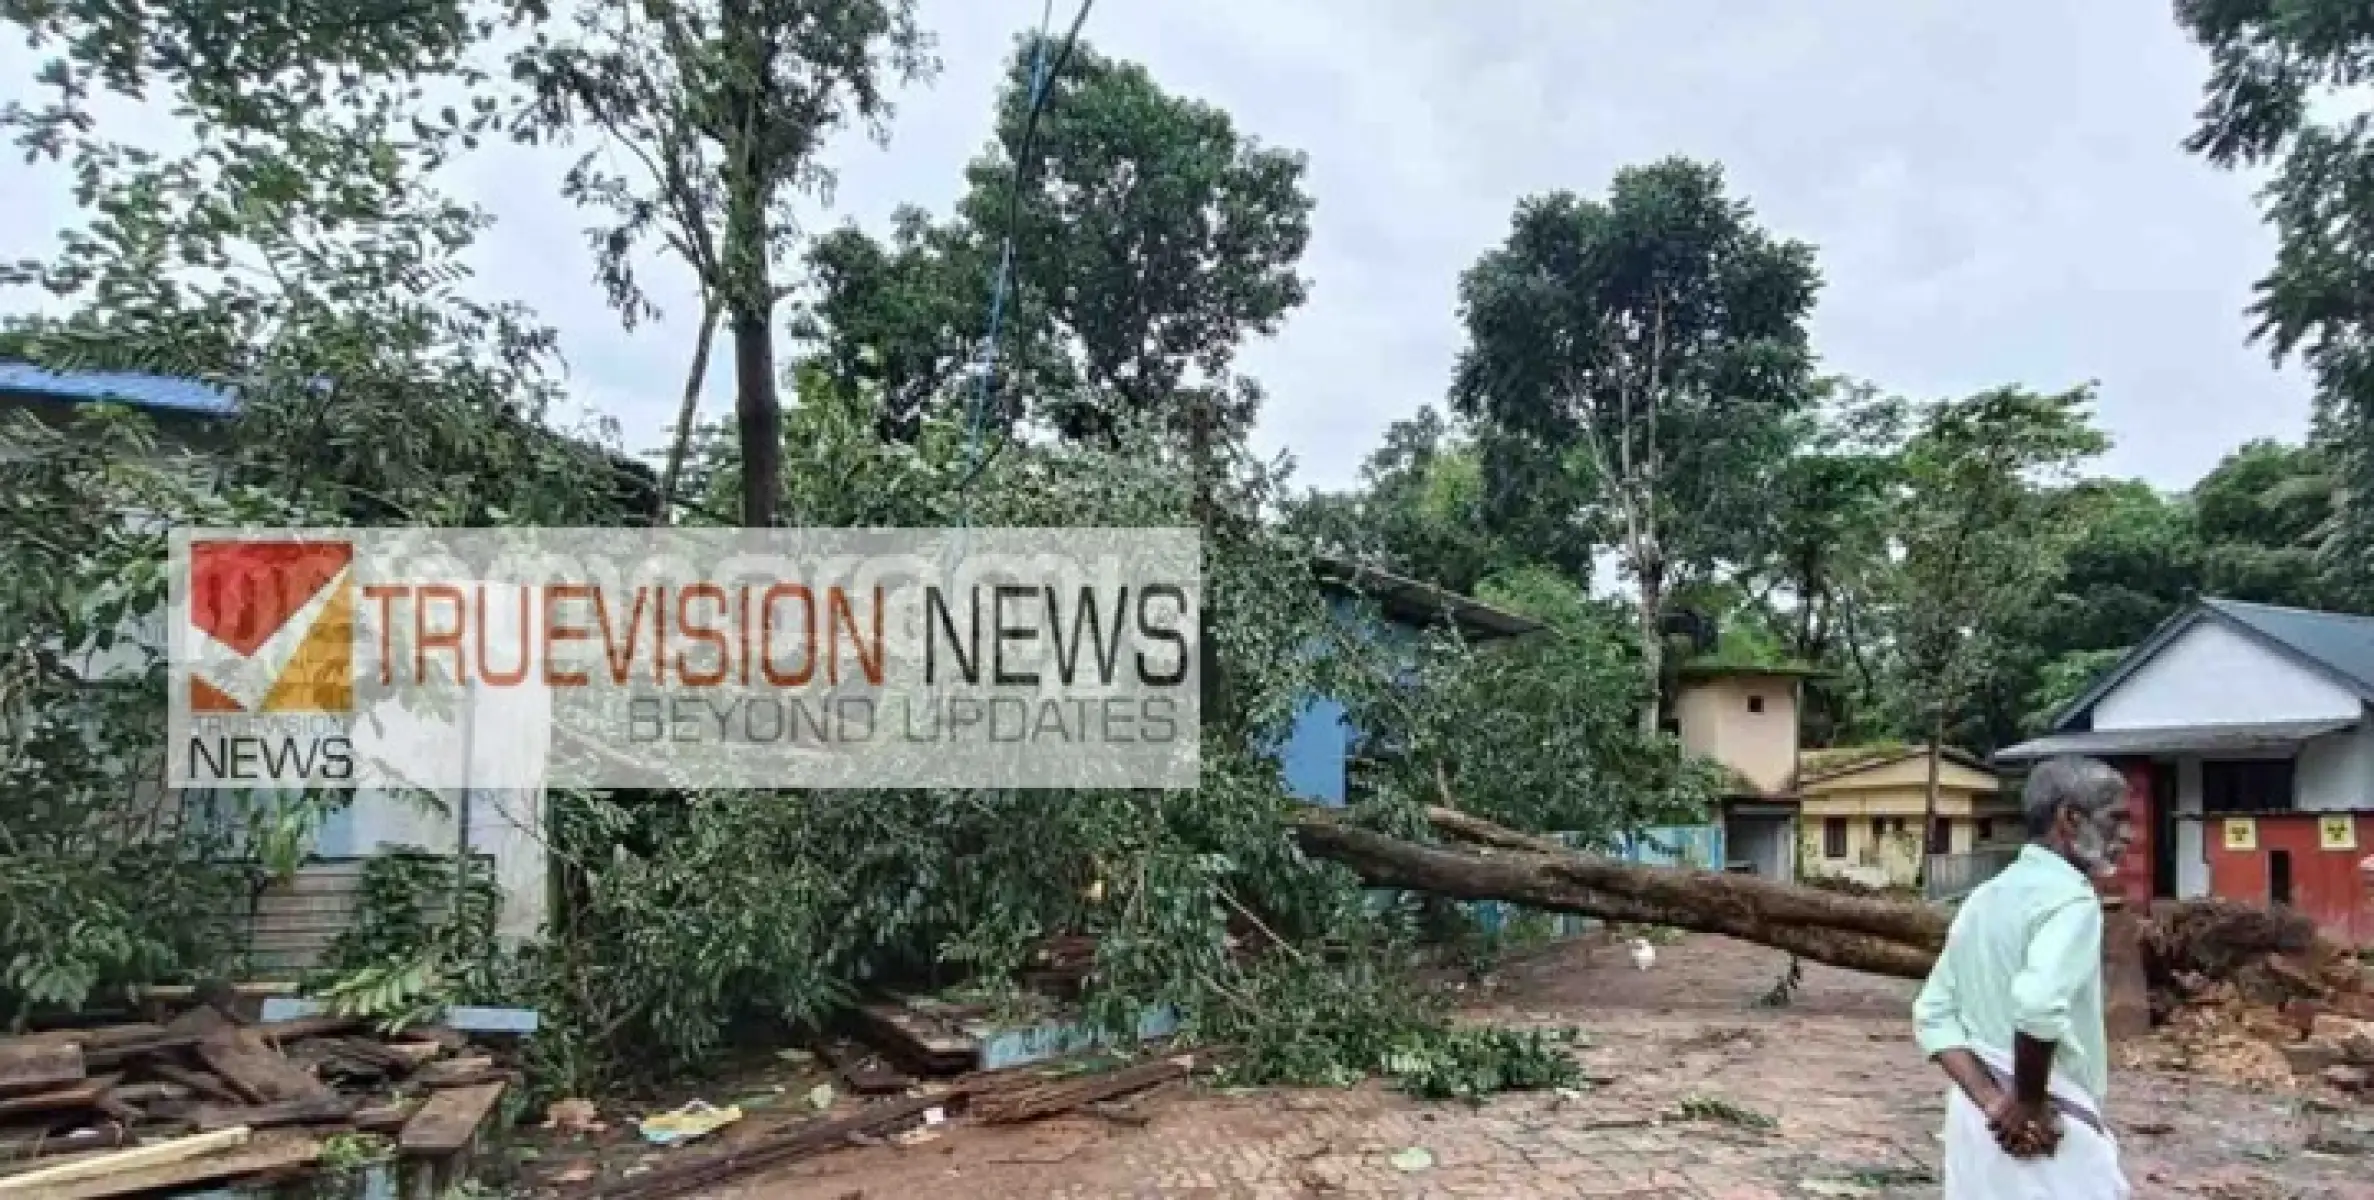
<box><xmin>353</xmin><ymin>1102</ymin><xmax>413</xmax><ymax>1134</ymax></box>
<box><xmin>0</xmin><ymin>1127</ymin><xmax>133</xmax><ymax>1166</ymax></box>
<box><xmin>192</xmin><ymin>1030</ymin><xmax>336</xmax><ymax>1105</ymax></box>
<box><xmin>133</xmin><ymin>983</ymin><xmax>298</xmax><ymax>1002</ymax></box>
<box><xmin>0</xmin><ymin>1044</ymin><xmax>83</xmax><ymax>1098</ymax></box>
<box><xmin>11</xmin><ymin>1029</ymin><xmax>163</xmax><ymax>1054</ymax></box>
<box><xmin>137</xmin><ymin>1062</ymin><xmax>244</xmax><ymax>1105</ymax></box>
<box><xmin>160</xmin><ymin>1006</ymin><xmax>234</xmax><ymax>1038</ymax></box>
<box><xmin>0</xmin><ymin>1126</ymin><xmax>247</xmax><ymax>1193</ymax></box>
<box><xmin>106</xmin><ymin>1082</ymin><xmax>188</xmax><ymax>1107</ymax></box>
<box><xmin>79</xmin><ymin>1034</ymin><xmax>202</xmax><ymax>1071</ymax></box>
<box><xmin>397</xmin><ymin>1081</ymin><xmax>506</xmax><ymax>1157</ymax></box>
<box><xmin>381</xmin><ymin>1041</ymin><xmax>443</xmax><ymax>1069</ymax></box>
<box><xmin>252</xmin><ymin>1015</ymin><xmax>363</xmax><ymax>1045</ymax></box>
<box><xmin>0</xmin><ymin>1076</ymin><xmax>119</xmax><ymax>1121</ymax></box>
<box><xmin>1</xmin><ymin>1134</ymin><xmax>318</xmax><ymax>1200</ymax></box>
<box><xmin>187</xmin><ymin>1096</ymin><xmax>356</xmax><ymax>1133</ymax></box>
<box><xmin>411</xmin><ymin>1057</ymin><xmax>493</xmax><ymax>1089</ymax></box>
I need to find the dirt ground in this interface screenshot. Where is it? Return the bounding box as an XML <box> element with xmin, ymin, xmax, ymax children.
<box><xmin>629</xmin><ymin>935</ymin><xmax>2374</xmax><ymax>1199</ymax></box>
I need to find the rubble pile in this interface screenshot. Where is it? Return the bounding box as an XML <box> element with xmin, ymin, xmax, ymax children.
<box><xmin>2131</xmin><ymin>899</ymin><xmax>2374</xmax><ymax>1098</ymax></box>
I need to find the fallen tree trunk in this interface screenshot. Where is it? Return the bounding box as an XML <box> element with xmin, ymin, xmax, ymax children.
<box><xmin>1290</xmin><ymin>810</ymin><xmax>1944</xmax><ymax>981</ymax></box>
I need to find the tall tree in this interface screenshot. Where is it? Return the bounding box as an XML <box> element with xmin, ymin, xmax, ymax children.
<box><xmin>1728</xmin><ymin>381</ymin><xmax>1905</xmax><ymax>741</ymax></box>
<box><xmin>1284</xmin><ymin>407</ymin><xmax>1594</xmax><ymax>596</ymax></box>
<box><xmin>800</xmin><ymin>36</ymin><xmax>1314</xmax><ymax>450</ymax></box>
<box><xmin>2192</xmin><ymin>438</ymin><xmax>2337</xmax><ymax>607</ymax></box>
<box><xmin>1887</xmin><ymin>386</ymin><xmax>2106</xmax><ymax>883</ymax></box>
<box><xmin>1450</xmin><ymin>159</ymin><xmax>1821</xmax><ymax>733</ymax></box>
<box><xmin>2177</xmin><ymin>0</ymin><xmax>2374</xmax><ymax>610</ymax></box>
<box><xmin>513</xmin><ymin>0</ymin><xmax>934</xmax><ymax>524</ymax></box>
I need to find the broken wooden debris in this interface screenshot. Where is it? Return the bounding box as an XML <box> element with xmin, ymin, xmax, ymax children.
<box><xmin>413</xmin><ymin>1056</ymin><xmax>497</xmax><ymax>1089</ymax></box>
<box><xmin>0</xmin><ymin>1126</ymin><xmax>249</xmax><ymax>1193</ymax></box>
<box><xmin>0</xmin><ymin>1125</ymin><xmax>135</xmax><ymax>1166</ymax></box>
<box><xmin>0</xmin><ymin>1045</ymin><xmax>82</xmax><ymax>1099</ymax></box>
<box><xmin>590</xmin><ymin>1094</ymin><xmax>942</xmax><ymax>1200</ymax></box>
<box><xmin>815</xmin><ymin>1041</ymin><xmax>912</xmax><ymax>1095</ymax></box>
<box><xmin>0</xmin><ymin>1077</ymin><xmax>119</xmax><ymax>1122</ymax></box>
<box><xmin>188</xmin><ymin>1095</ymin><xmax>358</xmax><ymax>1132</ymax></box>
<box><xmin>856</xmin><ymin>1004</ymin><xmax>979</xmax><ymax>1075</ymax></box>
<box><xmin>11</xmin><ymin>1028</ymin><xmax>163</xmax><ymax>1054</ymax></box>
<box><xmin>969</xmin><ymin>1056</ymin><xmax>1194</xmax><ymax>1125</ymax></box>
<box><xmin>0</xmin><ymin>990</ymin><xmax>513</xmax><ymax>1199</ymax></box>
<box><xmin>139</xmin><ymin>1062</ymin><xmax>244</xmax><ymax>1105</ymax></box>
<box><xmin>7</xmin><ymin>1134</ymin><xmax>320</xmax><ymax>1200</ymax></box>
<box><xmin>353</xmin><ymin>1101</ymin><xmax>414</xmax><ymax>1135</ymax></box>
<box><xmin>398</xmin><ymin>1081</ymin><xmax>508</xmax><ymax>1158</ymax></box>
<box><xmin>590</xmin><ymin>1050</ymin><xmax>1214</xmax><ymax>1200</ymax></box>
<box><xmin>195</xmin><ymin>1028</ymin><xmax>341</xmax><ymax>1105</ymax></box>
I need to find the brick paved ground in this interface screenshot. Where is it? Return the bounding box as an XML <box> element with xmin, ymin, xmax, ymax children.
<box><xmin>712</xmin><ymin>935</ymin><xmax>2374</xmax><ymax>1199</ymax></box>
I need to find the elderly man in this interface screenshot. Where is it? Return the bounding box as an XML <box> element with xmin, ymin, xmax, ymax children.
<box><xmin>1912</xmin><ymin>755</ymin><xmax>2136</xmax><ymax>1199</ymax></box>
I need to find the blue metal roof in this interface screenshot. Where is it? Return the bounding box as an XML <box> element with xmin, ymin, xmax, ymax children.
<box><xmin>0</xmin><ymin>361</ymin><xmax>240</xmax><ymax>416</ymax></box>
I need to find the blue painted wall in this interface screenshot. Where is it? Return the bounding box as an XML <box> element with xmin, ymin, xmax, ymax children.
<box><xmin>1278</xmin><ymin>592</ymin><xmax>1426</xmax><ymax>807</ymax></box>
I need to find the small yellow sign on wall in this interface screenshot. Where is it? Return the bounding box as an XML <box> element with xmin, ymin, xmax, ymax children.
<box><xmin>2319</xmin><ymin>816</ymin><xmax>2357</xmax><ymax>851</ymax></box>
<box><xmin>2223</xmin><ymin>818</ymin><xmax>2258</xmax><ymax>852</ymax></box>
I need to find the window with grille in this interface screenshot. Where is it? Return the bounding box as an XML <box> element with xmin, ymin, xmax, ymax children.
<box><xmin>2201</xmin><ymin>759</ymin><xmax>2295</xmax><ymax>814</ymax></box>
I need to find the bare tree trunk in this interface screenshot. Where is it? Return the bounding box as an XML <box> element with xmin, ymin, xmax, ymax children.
<box><xmin>727</xmin><ymin>282</ymin><xmax>779</xmax><ymax>527</ymax></box>
<box><xmin>1290</xmin><ymin>811</ymin><xmax>1942</xmax><ymax>979</ymax></box>
<box><xmin>1915</xmin><ymin>716</ymin><xmax>1944</xmax><ymax>889</ymax></box>
<box><xmin>657</xmin><ymin>300</ymin><xmax>720</xmax><ymax>520</ymax></box>
<box><xmin>718</xmin><ymin>0</ymin><xmax>780</xmax><ymax>530</ymax></box>
<box><xmin>1636</xmin><ymin>564</ymin><xmax>1665</xmax><ymax>737</ymax></box>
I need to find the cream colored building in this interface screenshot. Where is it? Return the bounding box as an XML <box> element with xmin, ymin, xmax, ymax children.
<box><xmin>1671</xmin><ymin>665</ymin><xmax>1820</xmax><ymax>881</ymax></box>
<box><xmin>1796</xmin><ymin>747</ymin><xmax>2015</xmax><ymax>890</ymax></box>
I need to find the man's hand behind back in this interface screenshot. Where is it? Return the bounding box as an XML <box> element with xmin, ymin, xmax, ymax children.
<box><xmin>1986</xmin><ymin>1095</ymin><xmax>2062</xmax><ymax>1159</ymax></box>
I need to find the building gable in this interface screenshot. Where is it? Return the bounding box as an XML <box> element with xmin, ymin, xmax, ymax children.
<box><xmin>1800</xmin><ymin>753</ymin><xmax>1998</xmax><ymax>796</ymax></box>
<box><xmin>2049</xmin><ymin>599</ymin><xmax>2374</xmax><ymax>735</ymax></box>
<box><xmin>2091</xmin><ymin>618</ymin><xmax>2361</xmax><ymax>731</ymax></box>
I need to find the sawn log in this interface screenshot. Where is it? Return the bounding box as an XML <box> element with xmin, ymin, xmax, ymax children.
<box><xmin>1289</xmin><ymin>808</ymin><xmax>1945</xmax><ymax>981</ymax></box>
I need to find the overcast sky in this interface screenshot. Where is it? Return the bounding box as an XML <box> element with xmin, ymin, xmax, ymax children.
<box><xmin>0</xmin><ymin>1</ymin><xmax>2314</xmax><ymax>494</ymax></box>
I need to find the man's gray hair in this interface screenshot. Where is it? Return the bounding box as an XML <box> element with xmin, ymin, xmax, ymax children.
<box><xmin>2022</xmin><ymin>755</ymin><xmax>2127</xmax><ymax>838</ymax></box>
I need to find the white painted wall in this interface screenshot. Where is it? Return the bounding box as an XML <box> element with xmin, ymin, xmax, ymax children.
<box><xmin>2174</xmin><ymin>757</ymin><xmax>2208</xmax><ymax>899</ymax></box>
<box><xmin>2164</xmin><ymin>724</ymin><xmax>2374</xmax><ymax>901</ymax></box>
<box><xmin>2297</xmin><ymin>723</ymin><xmax>2374</xmax><ymax>813</ymax></box>
<box><xmin>2093</xmin><ymin>620</ymin><xmax>2360</xmax><ymax>729</ymax></box>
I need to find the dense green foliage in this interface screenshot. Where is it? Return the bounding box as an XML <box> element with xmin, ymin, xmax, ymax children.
<box><xmin>0</xmin><ymin>0</ymin><xmax>2360</xmax><ymax>1105</ymax></box>
<box><xmin>2177</xmin><ymin>0</ymin><xmax>2374</xmax><ymax>608</ymax></box>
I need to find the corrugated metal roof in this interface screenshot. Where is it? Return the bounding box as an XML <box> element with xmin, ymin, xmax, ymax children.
<box><xmin>2205</xmin><ymin>597</ymin><xmax>2374</xmax><ymax>697</ymax></box>
<box><xmin>1994</xmin><ymin>718</ymin><xmax>2358</xmax><ymax>763</ymax></box>
<box><xmin>0</xmin><ymin>361</ymin><xmax>240</xmax><ymax>415</ymax></box>
<box><xmin>1311</xmin><ymin>554</ymin><xmax>1544</xmax><ymax>640</ymax></box>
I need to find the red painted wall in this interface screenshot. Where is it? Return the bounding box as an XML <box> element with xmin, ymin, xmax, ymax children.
<box><xmin>2111</xmin><ymin>760</ymin><xmax>2155</xmax><ymax>911</ymax></box>
<box><xmin>2205</xmin><ymin>814</ymin><xmax>2374</xmax><ymax>947</ymax></box>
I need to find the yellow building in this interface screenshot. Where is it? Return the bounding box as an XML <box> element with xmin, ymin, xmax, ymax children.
<box><xmin>1796</xmin><ymin>746</ymin><xmax>2015</xmax><ymax>890</ymax></box>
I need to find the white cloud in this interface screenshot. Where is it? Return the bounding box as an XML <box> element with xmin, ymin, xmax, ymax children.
<box><xmin>0</xmin><ymin>0</ymin><xmax>2315</xmax><ymax>496</ymax></box>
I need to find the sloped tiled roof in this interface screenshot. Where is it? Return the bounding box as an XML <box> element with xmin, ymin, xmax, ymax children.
<box><xmin>1799</xmin><ymin>743</ymin><xmax>1991</xmax><ymax>785</ymax></box>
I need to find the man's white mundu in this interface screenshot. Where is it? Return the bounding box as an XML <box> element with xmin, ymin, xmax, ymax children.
<box><xmin>1940</xmin><ymin>1042</ymin><xmax>2128</xmax><ymax>1200</ymax></box>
